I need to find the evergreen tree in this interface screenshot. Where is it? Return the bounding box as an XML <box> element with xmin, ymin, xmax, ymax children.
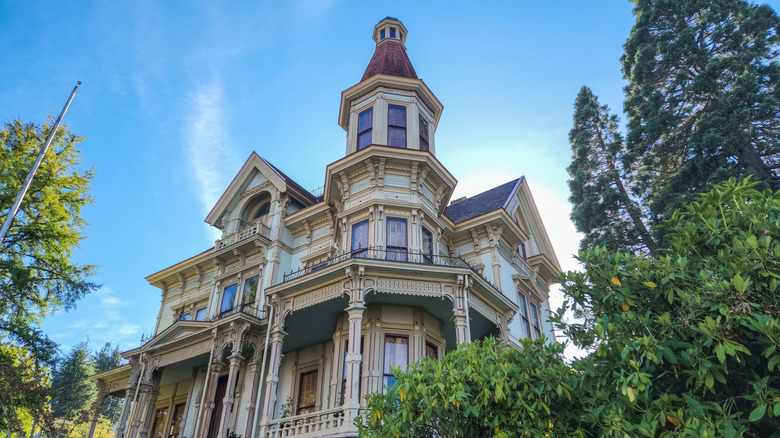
<box><xmin>568</xmin><ymin>86</ymin><xmax>657</xmax><ymax>253</ymax></box>
<box><xmin>50</xmin><ymin>342</ymin><xmax>96</xmax><ymax>435</ymax></box>
<box><xmin>622</xmin><ymin>0</ymin><xmax>780</xmax><ymax>219</ymax></box>
<box><xmin>92</xmin><ymin>342</ymin><xmax>123</xmax><ymax>422</ymax></box>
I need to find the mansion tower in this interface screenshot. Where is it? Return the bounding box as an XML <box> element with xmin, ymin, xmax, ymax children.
<box><xmin>94</xmin><ymin>17</ymin><xmax>561</xmax><ymax>438</ymax></box>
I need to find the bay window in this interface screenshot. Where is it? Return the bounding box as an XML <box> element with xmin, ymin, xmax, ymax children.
<box><xmin>419</xmin><ymin>115</ymin><xmax>429</xmax><ymax>151</ymax></box>
<box><xmin>387</xmin><ymin>105</ymin><xmax>406</xmax><ymax>148</ymax></box>
<box><xmin>352</xmin><ymin>220</ymin><xmax>369</xmax><ymax>257</ymax></box>
<box><xmin>220</xmin><ymin>284</ymin><xmax>238</xmax><ymax>317</ymax></box>
<box><xmin>422</xmin><ymin>227</ymin><xmax>433</xmax><ymax>264</ymax></box>
<box><xmin>242</xmin><ymin>275</ymin><xmax>259</xmax><ymax>310</ymax></box>
<box><xmin>383</xmin><ymin>335</ymin><xmax>408</xmax><ymax>390</ymax></box>
<box><xmin>530</xmin><ymin>302</ymin><xmax>542</xmax><ymax>339</ymax></box>
<box><xmin>386</xmin><ymin>218</ymin><xmax>408</xmax><ymax>261</ymax></box>
<box><xmin>357</xmin><ymin>108</ymin><xmax>373</xmax><ymax>150</ymax></box>
<box><xmin>517</xmin><ymin>292</ymin><xmax>532</xmax><ymax>338</ymax></box>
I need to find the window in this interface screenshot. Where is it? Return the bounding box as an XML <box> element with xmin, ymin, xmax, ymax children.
<box><xmin>352</xmin><ymin>220</ymin><xmax>369</xmax><ymax>257</ymax></box>
<box><xmin>243</xmin><ymin>275</ymin><xmax>259</xmax><ymax>309</ymax></box>
<box><xmin>357</xmin><ymin>108</ymin><xmax>373</xmax><ymax>150</ymax></box>
<box><xmin>422</xmin><ymin>227</ymin><xmax>434</xmax><ymax>264</ymax></box>
<box><xmin>150</xmin><ymin>407</ymin><xmax>169</xmax><ymax>438</ymax></box>
<box><xmin>178</xmin><ymin>312</ymin><xmax>190</xmax><ymax>321</ymax></box>
<box><xmin>383</xmin><ymin>335</ymin><xmax>408</xmax><ymax>390</ymax></box>
<box><xmin>419</xmin><ymin>116</ymin><xmax>429</xmax><ymax>151</ymax></box>
<box><xmin>195</xmin><ymin>307</ymin><xmax>207</xmax><ymax>321</ymax></box>
<box><xmin>425</xmin><ymin>341</ymin><xmax>438</xmax><ymax>360</ymax></box>
<box><xmin>297</xmin><ymin>370</ymin><xmax>318</xmax><ymax>415</ymax></box>
<box><xmin>518</xmin><ymin>293</ymin><xmax>531</xmax><ymax>338</ymax></box>
<box><xmin>530</xmin><ymin>303</ymin><xmax>542</xmax><ymax>339</ymax></box>
<box><xmin>386</xmin><ymin>218</ymin><xmax>407</xmax><ymax>261</ymax></box>
<box><xmin>519</xmin><ymin>243</ymin><xmax>527</xmax><ymax>259</ymax></box>
<box><xmin>380</xmin><ymin>29</ymin><xmax>386</xmax><ymax>40</ymax></box>
<box><xmin>387</xmin><ymin>105</ymin><xmax>406</xmax><ymax>148</ymax></box>
<box><xmin>220</xmin><ymin>284</ymin><xmax>238</xmax><ymax>316</ymax></box>
<box><xmin>168</xmin><ymin>403</ymin><xmax>186</xmax><ymax>438</ymax></box>
<box><xmin>390</xmin><ymin>27</ymin><xmax>396</xmax><ymax>39</ymax></box>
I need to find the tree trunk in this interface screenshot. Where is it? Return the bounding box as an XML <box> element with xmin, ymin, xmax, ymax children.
<box><xmin>738</xmin><ymin>143</ymin><xmax>780</xmax><ymax>190</ymax></box>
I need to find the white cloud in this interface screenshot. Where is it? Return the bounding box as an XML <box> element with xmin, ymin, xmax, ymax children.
<box><xmin>184</xmin><ymin>79</ymin><xmax>236</xmax><ymax>239</ymax></box>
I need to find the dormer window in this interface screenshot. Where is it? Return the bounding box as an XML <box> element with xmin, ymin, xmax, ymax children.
<box><xmin>241</xmin><ymin>193</ymin><xmax>272</xmax><ymax>229</ymax></box>
<box><xmin>387</xmin><ymin>105</ymin><xmax>406</xmax><ymax>148</ymax></box>
<box><xmin>358</xmin><ymin>108</ymin><xmax>373</xmax><ymax>150</ymax></box>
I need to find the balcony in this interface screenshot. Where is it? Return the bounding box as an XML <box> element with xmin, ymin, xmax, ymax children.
<box><xmin>216</xmin><ymin>221</ymin><xmax>271</xmax><ymax>251</ymax></box>
<box><xmin>282</xmin><ymin>246</ymin><xmax>498</xmax><ymax>290</ymax></box>
<box><xmin>265</xmin><ymin>407</ymin><xmax>362</xmax><ymax>438</ymax></box>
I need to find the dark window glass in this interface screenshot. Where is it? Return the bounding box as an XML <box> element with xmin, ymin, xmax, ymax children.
<box><xmin>381</xmin><ymin>29</ymin><xmax>386</xmax><ymax>39</ymax></box>
<box><xmin>352</xmin><ymin>220</ymin><xmax>369</xmax><ymax>257</ymax></box>
<box><xmin>425</xmin><ymin>342</ymin><xmax>438</xmax><ymax>359</ymax></box>
<box><xmin>179</xmin><ymin>312</ymin><xmax>190</xmax><ymax>321</ymax></box>
<box><xmin>297</xmin><ymin>370</ymin><xmax>318</xmax><ymax>415</ymax></box>
<box><xmin>422</xmin><ymin>227</ymin><xmax>433</xmax><ymax>264</ymax></box>
<box><xmin>150</xmin><ymin>407</ymin><xmax>169</xmax><ymax>438</ymax></box>
<box><xmin>253</xmin><ymin>202</ymin><xmax>270</xmax><ymax>220</ymax></box>
<box><xmin>195</xmin><ymin>307</ymin><xmax>207</xmax><ymax>321</ymax></box>
<box><xmin>419</xmin><ymin>116</ymin><xmax>429</xmax><ymax>151</ymax></box>
<box><xmin>243</xmin><ymin>275</ymin><xmax>259</xmax><ymax>307</ymax></box>
<box><xmin>530</xmin><ymin>303</ymin><xmax>542</xmax><ymax>339</ymax></box>
<box><xmin>168</xmin><ymin>403</ymin><xmax>186</xmax><ymax>438</ymax></box>
<box><xmin>310</xmin><ymin>263</ymin><xmax>326</xmax><ymax>273</ymax></box>
<box><xmin>390</xmin><ymin>27</ymin><xmax>396</xmax><ymax>38</ymax></box>
<box><xmin>383</xmin><ymin>335</ymin><xmax>407</xmax><ymax>390</ymax></box>
<box><xmin>387</xmin><ymin>105</ymin><xmax>406</xmax><ymax>148</ymax></box>
<box><xmin>520</xmin><ymin>243</ymin><xmax>527</xmax><ymax>259</ymax></box>
<box><xmin>220</xmin><ymin>284</ymin><xmax>238</xmax><ymax>316</ymax></box>
<box><xmin>386</xmin><ymin>218</ymin><xmax>407</xmax><ymax>261</ymax></box>
<box><xmin>358</xmin><ymin>108</ymin><xmax>373</xmax><ymax>150</ymax></box>
<box><xmin>518</xmin><ymin>293</ymin><xmax>531</xmax><ymax>338</ymax></box>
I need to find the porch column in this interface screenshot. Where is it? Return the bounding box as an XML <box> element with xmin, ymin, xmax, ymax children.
<box><xmin>115</xmin><ymin>388</ymin><xmax>135</xmax><ymax>438</ymax></box>
<box><xmin>127</xmin><ymin>381</ymin><xmax>151</xmax><ymax>438</ymax></box>
<box><xmin>198</xmin><ymin>361</ymin><xmax>224</xmax><ymax>438</ymax></box>
<box><xmin>218</xmin><ymin>353</ymin><xmax>244</xmax><ymax>438</ymax></box>
<box><xmin>344</xmin><ymin>304</ymin><xmax>366</xmax><ymax>415</ymax></box>
<box><xmin>242</xmin><ymin>353</ymin><xmax>264</xmax><ymax>437</ymax></box>
<box><xmin>259</xmin><ymin>330</ymin><xmax>287</xmax><ymax>428</ymax></box>
<box><xmin>139</xmin><ymin>385</ymin><xmax>161</xmax><ymax>438</ymax></box>
<box><xmin>86</xmin><ymin>381</ymin><xmax>106</xmax><ymax>438</ymax></box>
<box><xmin>453</xmin><ymin>274</ymin><xmax>472</xmax><ymax>345</ymax></box>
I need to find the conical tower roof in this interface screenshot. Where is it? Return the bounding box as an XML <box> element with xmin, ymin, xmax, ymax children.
<box><xmin>361</xmin><ymin>17</ymin><xmax>417</xmax><ymax>81</ymax></box>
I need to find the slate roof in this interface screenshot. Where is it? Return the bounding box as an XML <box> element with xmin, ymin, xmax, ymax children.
<box><xmin>361</xmin><ymin>40</ymin><xmax>418</xmax><ymax>81</ymax></box>
<box><xmin>444</xmin><ymin>178</ymin><xmax>523</xmax><ymax>224</ymax></box>
<box><xmin>259</xmin><ymin>157</ymin><xmax>319</xmax><ymax>204</ymax></box>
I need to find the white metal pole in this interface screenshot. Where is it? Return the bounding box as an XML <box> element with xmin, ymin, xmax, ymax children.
<box><xmin>0</xmin><ymin>81</ymin><xmax>81</xmax><ymax>243</ymax></box>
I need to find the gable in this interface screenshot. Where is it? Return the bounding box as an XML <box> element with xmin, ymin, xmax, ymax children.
<box><xmin>507</xmin><ymin>179</ymin><xmax>561</xmax><ymax>271</ymax></box>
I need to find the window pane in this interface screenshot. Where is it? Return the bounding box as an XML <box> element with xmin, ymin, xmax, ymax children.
<box><xmin>388</xmin><ymin>105</ymin><xmax>406</xmax><ymax>127</ymax></box>
<box><xmin>150</xmin><ymin>407</ymin><xmax>169</xmax><ymax>438</ymax></box>
<box><xmin>383</xmin><ymin>335</ymin><xmax>408</xmax><ymax>374</ymax></box>
<box><xmin>380</xmin><ymin>29</ymin><xmax>386</xmax><ymax>40</ymax></box>
<box><xmin>179</xmin><ymin>313</ymin><xmax>190</xmax><ymax>321</ymax></box>
<box><xmin>358</xmin><ymin>108</ymin><xmax>373</xmax><ymax>132</ymax></box>
<box><xmin>388</xmin><ymin>127</ymin><xmax>406</xmax><ymax>148</ymax></box>
<box><xmin>168</xmin><ymin>403</ymin><xmax>186</xmax><ymax>438</ymax></box>
<box><xmin>518</xmin><ymin>293</ymin><xmax>531</xmax><ymax>338</ymax></box>
<box><xmin>297</xmin><ymin>370</ymin><xmax>318</xmax><ymax>415</ymax></box>
<box><xmin>426</xmin><ymin>342</ymin><xmax>437</xmax><ymax>359</ymax></box>
<box><xmin>530</xmin><ymin>303</ymin><xmax>541</xmax><ymax>338</ymax></box>
<box><xmin>243</xmin><ymin>275</ymin><xmax>259</xmax><ymax>305</ymax></box>
<box><xmin>195</xmin><ymin>307</ymin><xmax>207</xmax><ymax>321</ymax></box>
<box><xmin>419</xmin><ymin>116</ymin><xmax>429</xmax><ymax>151</ymax></box>
<box><xmin>386</xmin><ymin>218</ymin><xmax>407</xmax><ymax>261</ymax></box>
<box><xmin>390</xmin><ymin>27</ymin><xmax>396</xmax><ymax>38</ymax></box>
<box><xmin>358</xmin><ymin>131</ymin><xmax>372</xmax><ymax>150</ymax></box>
<box><xmin>422</xmin><ymin>227</ymin><xmax>433</xmax><ymax>264</ymax></box>
<box><xmin>220</xmin><ymin>284</ymin><xmax>238</xmax><ymax>314</ymax></box>
<box><xmin>352</xmin><ymin>220</ymin><xmax>369</xmax><ymax>257</ymax></box>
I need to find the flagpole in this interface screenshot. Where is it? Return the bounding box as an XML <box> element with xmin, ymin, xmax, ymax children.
<box><xmin>0</xmin><ymin>81</ymin><xmax>81</xmax><ymax>244</ymax></box>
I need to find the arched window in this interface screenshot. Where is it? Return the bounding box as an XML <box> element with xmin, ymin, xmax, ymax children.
<box><xmin>241</xmin><ymin>193</ymin><xmax>272</xmax><ymax>229</ymax></box>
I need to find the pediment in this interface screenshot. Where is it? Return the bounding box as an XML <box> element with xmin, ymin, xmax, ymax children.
<box><xmin>142</xmin><ymin>321</ymin><xmax>212</xmax><ymax>352</ymax></box>
<box><xmin>507</xmin><ymin>179</ymin><xmax>561</xmax><ymax>272</ymax></box>
<box><xmin>205</xmin><ymin>152</ymin><xmax>289</xmax><ymax>227</ymax></box>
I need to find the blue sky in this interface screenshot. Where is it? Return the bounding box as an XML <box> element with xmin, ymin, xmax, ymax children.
<box><xmin>4</xmin><ymin>1</ymin><xmax>777</xmax><ymax>355</ymax></box>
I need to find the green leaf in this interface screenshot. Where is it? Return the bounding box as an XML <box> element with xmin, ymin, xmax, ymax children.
<box><xmin>748</xmin><ymin>405</ymin><xmax>766</xmax><ymax>422</ymax></box>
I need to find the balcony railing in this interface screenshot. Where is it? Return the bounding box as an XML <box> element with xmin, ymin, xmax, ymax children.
<box><xmin>210</xmin><ymin>301</ymin><xmax>264</xmax><ymax>321</ymax></box>
<box><xmin>265</xmin><ymin>407</ymin><xmax>361</xmax><ymax>438</ymax></box>
<box><xmin>216</xmin><ymin>221</ymin><xmax>271</xmax><ymax>250</ymax></box>
<box><xmin>282</xmin><ymin>246</ymin><xmax>491</xmax><ymax>285</ymax></box>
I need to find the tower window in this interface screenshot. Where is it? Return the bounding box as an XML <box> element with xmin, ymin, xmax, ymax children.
<box><xmin>387</xmin><ymin>105</ymin><xmax>406</xmax><ymax>148</ymax></box>
<box><xmin>351</xmin><ymin>220</ymin><xmax>369</xmax><ymax>257</ymax></box>
<box><xmin>419</xmin><ymin>116</ymin><xmax>429</xmax><ymax>151</ymax></box>
<box><xmin>358</xmin><ymin>108</ymin><xmax>373</xmax><ymax>150</ymax></box>
<box><xmin>386</xmin><ymin>218</ymin><xmax>408</xmax><ymax>261</ymax></box>
<box><xmin>381</xmin><ymin>29</ymin><xmax>386</xmax><ymax>40</ymax></box>
<box><xmin>390</xmin><ymin>27</ymin><xmax>396</xmax><ymax>38</ymax></box>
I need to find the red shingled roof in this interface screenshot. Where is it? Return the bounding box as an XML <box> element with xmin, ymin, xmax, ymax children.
<box><xmin>361</xmin><ymin>40</ymin><xmax>418</xmax><ymax>81</ymax></box>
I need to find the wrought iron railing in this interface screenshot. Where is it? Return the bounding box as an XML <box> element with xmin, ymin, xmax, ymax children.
<box><xmin>210</xmin><ymin>301</ymin><xmax>264</xmax><ymax>321</ymax></box>
<box><xmin>282</xmin><ymin>246</ymin><xmax>490</xmax><ymax>284</ymax></box>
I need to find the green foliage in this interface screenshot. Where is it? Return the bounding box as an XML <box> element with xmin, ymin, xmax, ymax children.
<box><xmin>93</xmin><ymin>342</ymin><xmax>124</xmax><ymax>421</ymax></box>
<box><xmin>357</xmin><ymin>337</ymin><xmax>586</xmax><ymax>438</ymax></box>
<box><xmin>622</xmin><ymin>0</ymin><xmax>780</xmax><ymax>220</ymax></box>
<box><xmin>0</xmin><ymin>343</ymin><xmax>51</xmax><ymax>438</ymax></box>
<box><xmin>0</xmin><ymin>119</ymin><xmax>98</xmax><ymax>362</ymax></box>
<box><xmin>50</xmin><ymin>342</ymin><xmax>97</xmax><ymax>435</ymax></box>
<box><xmin>568</xmin><ymin>0</ymin><xmax>780</xmax><ymax>253</ymax></box>
<box><xmin>554</xmin><ymin>177</ymin><xmax>780</xmax><ymax>436</ymax></box>
<box><xmin>568</xmin><ymin>86</ymin><xmax>657</xmax><ymax>253</ymax></box>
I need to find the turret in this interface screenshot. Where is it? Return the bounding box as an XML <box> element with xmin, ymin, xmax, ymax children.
<box><xmin>338</xmin><ymin>17</ymin><xmax>443</xmax><ymax>156</ymax></box>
